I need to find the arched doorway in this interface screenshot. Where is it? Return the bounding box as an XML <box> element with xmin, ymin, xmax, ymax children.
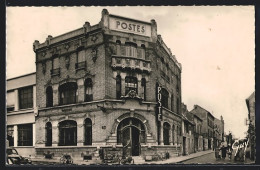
<box><xmin>117</xmin><ymin>118</ymin><xmax>145</xmax><ymax>156</ymax></box>
<box><xmin>58</xmin><ymin>120</ymin><xmax>77</xmax><ymax>146</ymax></box>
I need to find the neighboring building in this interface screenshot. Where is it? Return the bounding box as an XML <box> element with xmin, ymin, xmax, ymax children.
<box><xmin>33</xmin><ymin>9</ymin><xmax>183</xmax><ymax>160</ymax></box>
<box><xmin>190</xmin><ymin>105</ymin><xmax>215</xmax><ymax>150</ymax></box>
<box><xmin>181</xmin><ymin>104</ymin><xmax>195</xmax><ymax>155</ymax></box>
<box><xmin>6</xmin><ymin>73</ymin><xmax>37</xmax><ymax>157</ymax></box>
<box><xmin>246</xmin><ymin>91</ymin><xmax>255</xmax><ymax>160</ymax></box>
<box><xmin>193</xmin><ymin>113</ymin><xmax>203</xmax><ymax>152</ymax></box>
<box><xmin>213</xmin><ymin>116</ymin><xmax>224</xmax><ymax>149</ymax></box>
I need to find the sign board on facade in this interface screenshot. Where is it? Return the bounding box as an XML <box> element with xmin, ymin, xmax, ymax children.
<box><xmin>157</xmin><ymin>85</ymin><xmax>163</xmax><ymax>121</ymax></box>
<box><xmin>109</xmin><ymin>16</ymin><xmax>152</xmax><ymax>37</ymax></box>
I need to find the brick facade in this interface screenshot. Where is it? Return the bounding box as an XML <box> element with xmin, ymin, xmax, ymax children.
<box><xmin>33</xmin><ymin>9</ymin><xmax>182</xmax><ymax>160</ymax></box>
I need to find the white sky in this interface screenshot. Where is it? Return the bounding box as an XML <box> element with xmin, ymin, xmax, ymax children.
<box><xmin>6</xmin><ymin>6</ymin><xmax>255</xmax><ymax>139</ymax></box>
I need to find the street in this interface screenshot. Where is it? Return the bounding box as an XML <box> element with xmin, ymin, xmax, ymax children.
<box><xmin>180</xmin><ymin>152</ymin><xmax>254</xmax><ymax>164</ymax></box>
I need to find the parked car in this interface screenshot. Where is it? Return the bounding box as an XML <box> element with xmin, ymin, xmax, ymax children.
<box><xmin>6</xmin><ymin>147</ymin><xmax>32</xmax><ymax>165</ymax></box>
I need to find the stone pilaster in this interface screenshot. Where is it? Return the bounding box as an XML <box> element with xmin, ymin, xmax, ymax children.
<box><xmin>120</xmin><ymin>72</ymin><xmax>126</xmax><ymax>96</ymax></box>
<box><xmin>160</xmin><ymin>121</ymin><xmax>164</xmax><ymax>145</ymax></box>
<box><xmin>53</xmin><ymin>84</ymin><xmax>59</xmax><ymax>106</ymax></box>
<box><xmin>77</xmin><ymin>78</ymin><xmax>85</xmax><ymax>102</ymax></box>
<box><xmin>52</xmin><ymin>121</ymin><xmax>59</xmax><ymax>147</ymax></box>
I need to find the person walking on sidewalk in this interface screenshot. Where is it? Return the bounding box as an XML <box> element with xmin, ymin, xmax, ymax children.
<box><xmin>220</xmin><ymin>141</ymin><xmax>227</xmax><ymax>159</ymax></box>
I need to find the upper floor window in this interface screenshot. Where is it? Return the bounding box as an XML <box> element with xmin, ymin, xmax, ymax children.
<box><xmin>19</xmin><ymin>86</ymin><xmax>33</xmax><ymax>109</ymax></box>
<box><xmin>141</xmin><ymin>78</ymin><xmax>146</xmax><ymax>101</ymax></box>
<box><xmin>85</xmin><ymin>78</ymin><xmax>93</xmax><ymax>102</ymax></box>
<box><xmin>137</xmin><ymin>44</ymin><xmax>146</xmax><ymax>60</ymax></box>
<box><xmin>46</xmin><ymin>86</ymin><xmax>53</xmax><ymax>107</ymax></box>
<box><xmin>116</xmin><ymin>75</ymin><xmax>121</xmax><ymax>99</ymax></box>
<box><xmin>76</xmin><ymin>47</ymin><xmax>86</xmax><ymax>69</ymax></box>
<box><xmin>161</xmin><ymin>88</ymin><xmax>169</xmax><ymax>109</ymax></box>
<box><xmin>125</xmin><ymin>42</ymin><xmax>137</xmax><ymax>58</ymax></box>
<box><xmin>51</xmin><ymin>56</ymin><xmax>60</xmax><ymax>76</ymax></box>
<box><xmin>116</xmin><ymin>40</ymin><xmax>121</xmax><ymax>55</ymax></box>
<box><xmin>125</xmin><ymin>76</ymin><xmax>138</xmax><ymax>95</ymax></box>
<box><xmin>177</xmin><ymin>97</ymin><xmax>180</xmax><ymax>114</ymax></box>
<box><xmin>171</xmin><ymin>94</ymin><xmax>174</xmax><ymax>112</ymax></box>
<box><xmin>7</xmin><ymin>91</ymin><xmax>15</xmax><ymax>112</ymax></box>
<box><xmin>59</xmin><ymin>82</ymin><xmax>78</xmax><ymax>105</ymax></box>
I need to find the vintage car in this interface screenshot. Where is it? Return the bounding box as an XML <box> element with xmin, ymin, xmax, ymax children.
<box><xmin>6</xmin><ymin>147</ymin><xmax>32</xmax><ymax>165</ymax></box>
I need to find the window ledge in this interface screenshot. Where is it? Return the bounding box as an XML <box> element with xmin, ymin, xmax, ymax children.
<box><xmin>15</xmin><ymin>146</ymin><xmax>34</xmax><ymax>148</ymax></box>
<box><xmin>75</xmin><ymin>67</ymin><xmax>86</xmax><ymax>72</ymax></box>
<box><xmin>7</xmin><ymin>109</ymin><xmax>34</xmax><ymax>115</ymax></box>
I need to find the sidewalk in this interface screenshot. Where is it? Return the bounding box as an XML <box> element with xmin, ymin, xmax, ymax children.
<box><xmin>140</xmin><ymin>150</ymin><xmax>214</xmax><ymax>164</ymax></box>
<box><xmin>31</xmin><ymin>150</ymin><xmax>214</xmax><ymax>165</ymax></box>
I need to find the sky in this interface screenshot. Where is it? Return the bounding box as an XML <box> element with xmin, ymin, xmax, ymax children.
<box><xmin>6</xmin><ymin>6</ymin><xmax>255</xmax><ymax>139</ymax></box>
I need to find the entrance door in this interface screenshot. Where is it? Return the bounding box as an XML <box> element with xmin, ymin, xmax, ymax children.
<box><xmin>122</xmin><ymin>126</ymin><xmax>140</xmax><ymax>156</ymax></box>
<box><xmin>183</xmin><ymin>137</ymin><xmax>186</xmax><ymax>155</ymax></box>
<box><xmin>131</xmin><ymin>127</ymin><xmax>140</xmax><ymax>156</ymax></box>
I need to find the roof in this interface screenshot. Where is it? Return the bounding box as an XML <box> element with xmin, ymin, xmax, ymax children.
<box><xmin>7</xmin><ymin>72</ymin><xmax>36</xmax><ymax>81</ymax></box>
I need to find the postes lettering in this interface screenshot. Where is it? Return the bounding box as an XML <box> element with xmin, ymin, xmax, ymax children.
<box><xmin>157</xmin><ymin>86</ymin><xmax>162</xmax><ymax>121</ymax></box>
<box><xmin>116</xmin><ymin>21</ymin><xmax>145</xmax><ymax>34</ymax></box>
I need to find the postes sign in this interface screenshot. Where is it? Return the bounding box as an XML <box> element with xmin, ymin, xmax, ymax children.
<box><xmin>157</xmin><ymin>85</ymin><xmax>163</xmax><ymax>122</ymax></box>
<box><xmin>109</xmin><ymin>16</ymin><xmax>152</xmax><ymax>37</ymax></box>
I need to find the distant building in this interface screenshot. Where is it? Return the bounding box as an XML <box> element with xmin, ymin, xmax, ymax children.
<box><xmin>190</xmin><ymin>105</ymin><xmax>215</xmax><ymax>150</ymax></box>
<box><xmin>213</xmin><ymin>116</ymin><xmax>224</xmax><ymax>148</ymax></box>
<box><xmin>246</xmin><ymin>91</ymin><xmax>255</xmax><ymax>160</ymax></box>
<box><xmin>193</xmin><ymin>114</ymin><xmax>203</xmax><ymax>152</ymax></box>
<box><xmin>6</xmin><ymin>73</ymin><xmax>36</xmax><ymax>157</ymax></box>
<box><xmin>181</xmin><ymin>103</ymin><xmax>195</xmax><ymax>155</ymax></box>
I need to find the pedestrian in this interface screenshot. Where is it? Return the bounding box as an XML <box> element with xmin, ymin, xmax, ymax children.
<box><xmin>227</xmin><ymin>144</ymin><xmax>232</xmax><ymax>160</ymax></box>
<box><xmin>220</xmin><ymin>141</ymin><xmax>227</xmax><ymax>159</ymax></box>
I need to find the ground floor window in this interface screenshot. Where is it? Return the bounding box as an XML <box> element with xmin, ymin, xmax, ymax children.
<box><xmin>59</xmin><ymin>120</ymin><xmax>77</xmax><ymax>146</ymax></box>
<box><xmin>84</xmin><ymin>118</ymin><xmax>92</xmax><ymax>145</ymax></box>
<box><xmin>7</xmin><ymin>125</ymin><xmax>14</xmax><ymax>146</ymax></box>
<box><xmin>163</xmin><ymin>122</ymin><xmax>170</xmax><ymax>145</ymax></box>
<box><xmin>45</xmin><ymin>122</ymin><xmax>52</xmax><ymax>146</ymax></box>
<box><xmin>18</xmin><ymin>124</ymin><xmax>33</xmax><ymax>146</ymax></box>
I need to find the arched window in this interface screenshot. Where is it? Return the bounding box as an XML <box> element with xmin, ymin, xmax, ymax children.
<box><xmin>46</xmin><ymin>86</ymin><xmax>53</xmax><ymax>107</ymax></box>
<box><xmin>84</xmin><ymin>118</ymin><xmax>92</xmax><ymax>145</ymax></box>
<box><xmin>45</xmin><ymin>122</ymin><xmax>52</xmax><ymax>146</ymax></box>
<box><xmin>85</xmin><ymin>78</ymin><xmax>93</xmax><ymax>102</ymax></box>
<box><xmin>125</xmin><ymin>76</ymin><xmax>138</xmax><ymax>95</ymax></box>
<box><xmin>141</xmin><ymin>78</ymin><xmax>146</xmax><ymax>101</ymax></box>
<box><xmin>116</xmin><ymin>40</ymin><xmax>121</xmax><ymax>55</ymax></box>
<box><xmin>171</xmin><ymin>94</ymin><xmax>174</xmax><ymax>112</ymax></box>
<box><xmin>59</xmin><ymin>82</ymin><xmax>78</xmax><ymax>105</ymax></box>
<box><xmin>177</xmin><ymin>98</ymin><xmax>180</xmax><ymax>114</ymax></box>
<box><xmin>163</xmin><ymin>122</ymin><xmax>170</xmax><ymax>145</ymax></box>
<box><xmin>172</xmin><ymin>125</ymin><xmax>175</xmax><ymax>145</ymax></box>
<box><xmin>161</xmin><ymin>88</ymin><xmax>169</xmax><ymax>109</ymax></box>
<box><xmin>59</xmin><ymin>120</ymin><xmax>77</xmax><ymax>146</ymax></box>
<box><xmin>116</xmin><ymin>75</ymin><xmax>121</xmax><ymax>99</ymax></box>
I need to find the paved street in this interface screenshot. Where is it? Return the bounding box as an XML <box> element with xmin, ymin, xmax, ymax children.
<box><xmin>180</xmin><ymin>151</ymin><xmax>254</xmax><ymax>164</ymax></box>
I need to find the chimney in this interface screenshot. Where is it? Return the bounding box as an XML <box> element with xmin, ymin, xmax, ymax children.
<box><xmin>151</xmin><ymin>19</ymin><xmax>157</xmax><ymax>42</ymax></box>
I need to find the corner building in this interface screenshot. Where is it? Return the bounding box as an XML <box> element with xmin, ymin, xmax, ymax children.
<box><xmin>33</xmin><ymin>9</ymin><xmax>182</xmax><ymax>160</ymax></box>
